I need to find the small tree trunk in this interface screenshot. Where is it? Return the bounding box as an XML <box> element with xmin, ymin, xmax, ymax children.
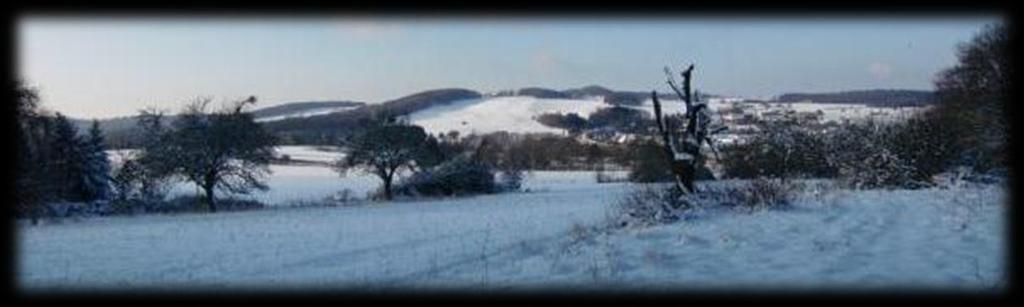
<box><xmin>203</xmin><ymin>183</ymin><xmax>217</xmax><ymax>213</ymax></box>
<box><xmin>382</xmin><ymin>172</ymin><xmax>394</xmax><ymax>201</ymax></box>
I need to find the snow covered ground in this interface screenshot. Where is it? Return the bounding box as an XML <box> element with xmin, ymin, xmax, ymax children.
<box><xmin>18</xmin><ymin>171</ymin><xmax>630</xmax><ymax>292</ymax></box>
<box><xmin>273</xmin><ymin>145</ymin><xmax>344</xmax><ymax>164</ymax></box>
<box><xmin>444</xmin><ymin>182</ymin><xmax>1007</xmax><ymax>293</ymax></box>
<box><xmin>167</xmin><ymin>163</ymin><xmax>381</xmax><ymax>206</ymax></box>
<box><xmin>18</xmin><ymin>170</ymin><xmax>1006</xmax><ymax>293</ymax></box>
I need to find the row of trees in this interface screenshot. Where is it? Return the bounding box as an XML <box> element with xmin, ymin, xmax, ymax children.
<box><xmin>15</xmin><ymin>83</ymin><xmax>113</xmax><ymax>221</ymax></box>
<box><xmin>535</xmin><ymin>106</ymin><xmax>653</xmax><ymax>135</ymax></box>
<box><xmin>15</xmin><ymin>87</ymin><xmax>280</xmax><ymax>218</ymax></box>
<box><xmin>719</xmin><ymin>23</ymin><xmax>1009</xmax><ymax>188</ymax></box>
<box><xmin>719</xmin><ymin>114</ymin><xmax>934</xmax><ymax>188</ymax></box>
<box><xmin>335</xmin><ymin>116</ymin><xmax>524</xmax><ymax>200</ymax></box>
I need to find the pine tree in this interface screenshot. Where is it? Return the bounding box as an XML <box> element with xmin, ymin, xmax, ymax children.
<box><xmin>14</xmin><ymin>81</ymin><xmax>53</xmax><ymax>221</ymax></box>
<box><xmin>81</xmin><ymin>120</ymin><xmax>113</xmax><ymax>201</ymax></box>
<box><xmin>50</xmin><ymin>113</ymin><xmax>88</xmax><ymax>202</ymax></box>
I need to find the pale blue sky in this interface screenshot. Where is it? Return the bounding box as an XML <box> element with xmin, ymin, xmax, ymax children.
<box><xmin>18</xmin><ymin>16</ymin><xmax>1000</xmax><ymax>119</ymax></box>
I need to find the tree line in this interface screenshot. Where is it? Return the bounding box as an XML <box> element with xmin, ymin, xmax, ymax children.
<box><xmin>719</xmin><ymin>23</ymin><xmax>1008</xmax><ymax>188</ymax></box>
<box><xmin>15</xmin><ymin>83</ymin><xmax>112</xmax><ymax>222</ymax></box>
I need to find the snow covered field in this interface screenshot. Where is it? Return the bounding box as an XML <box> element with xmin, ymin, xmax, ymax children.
<box><xmin>273</xmin><ymin>145</ymin><xmax>345</xmax><ymax>164</ymax></box>
<box><xmin>18</xmin><ymin>171</ymin><xmax>629</xmax><ymax>292</ymax></box>
<box><xmin>450</xmin><ymin>182</ymin><xmax>1007</xmax><ymax>292</ymax></box>
<box><xmin>18</xmin><ymin>169</ymin><xmax>1006</xmax><ymax>293</ymax></box>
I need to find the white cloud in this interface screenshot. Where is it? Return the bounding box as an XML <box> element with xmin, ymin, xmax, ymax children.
<box><xmin>531</xmin><ymin>50</ymin><xmax>558</xmax><ymax>76</ymax></box>
<box><xmin>867</xmin><ymin>62</ymin><xmax>893</xmax><ymax>80</ymax></box>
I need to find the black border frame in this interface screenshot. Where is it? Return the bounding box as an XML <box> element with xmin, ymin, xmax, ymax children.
<box><xmin>3</xmin><ymin>0</ymin><xmax>1019</xmax><ymax>304</ymax></box>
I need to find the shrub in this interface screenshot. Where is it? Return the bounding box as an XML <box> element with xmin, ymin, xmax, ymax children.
<box><xmin>603</xmin><ymin>92</ymin><xmax>644</xmax><ymax>106</ymax></box>
<box><xmin>157</xmin><ymin>196</ymin><xmax>265</xmax><ymax>213</ymax></box>
<box><xmin>44</xmin><ymin>201</ymin><xmax>112</xmax><ymax>219</ymax></box>
<box><xmin>836</xmin><ymin>148</ymin><xmax>922</xmax><ymax>190</ymax></box>
<box><xmin>827</xmin><ymin>120</ymin><xmax>933</xmax><ymax>189</ymax></box>
<box><xmin>588</xmin><ymin>106</ymin><xmax>649</xmax><ymax>133</ymax></box>
<box><xmin>392</xmin><ymin>156</ymin><xmax>497</xmax><ymax>198</ymax></box>
<box><xmin>535</xmin><ymin>112</ymin><xmax>589</xmax><ymax>133</ymax></box>
<box><xmin>612</xmin><ymin>184</ymin><xmax>689</xmax><ymax>228</ymax></box>
<box><xmin>595</xmin><ymin>169</ymin><xmax>627</xmax><ymax>183</ymax></box>
<box><xmin>722</xmin><ymin>112</ymin><xmax>958</xmax><ymax>190</ymax></box>
<box><xmin>716</xmin><ymin>178</ymin><xmax>799</xmax><ymax>210</ymax></box>
<box><xmin>627</xmin><ymin>141</ymin><xmax>675</xmax><ymax>183</ymax></box>
<box><xmin>497</xmin><ymin>169</ymin><xmax>524</xmax><ymax>192</ymax></box>
<box><xmin>882</xmin><ymin>113</ymin><xmax>961</xmax><ymax>184</ymax></box>
<box><xmin>628</xmin><ymin>140</ymin><xmax>714</xmax><ymax>183</ymax></box>
<box><xmin>720</xmin><ymin>115</ymin><xmax>834</xmax><ymax>180</ymax></box>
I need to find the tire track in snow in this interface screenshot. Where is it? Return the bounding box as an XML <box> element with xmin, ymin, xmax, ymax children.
<box><xmin>373</xmin><ymin>231</ymin><xmax>570</xmax><ymax>288</ymax></box>
<box><xmin>241</xmin><ymin>228</ymin><xmax>483</xmax><ymax>278</ymax></box>
<box><xmin>817</xmin><ymin>194</ymin><xmax>904</xmax><ymax>280</ymax></box>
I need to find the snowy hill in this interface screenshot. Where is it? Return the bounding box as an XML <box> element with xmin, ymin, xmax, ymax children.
<box><xmin>406</xmin><ymin>96</ymin><xmax>610</xmax><ymax>135</ymax></box>
<box><xmin>250</xmin><ymin>101</ymin><xmax>365</xmax><ymax>122</ymax></box>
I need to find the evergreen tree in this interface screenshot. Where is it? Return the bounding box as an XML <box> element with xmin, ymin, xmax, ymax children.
<box><xmin>14</xmin><ymin>81</ymin><xmax>53</xmax><ymax>220</ymax></box>
<box><xmin>81</xmin><ymin>120</ymin><xmax>113</xmax><ymax>201</ymax></box>
<box><xmin>50</xmin><ymin>113</ymin><xmax>89</xmax><ymax>202</ymax></box>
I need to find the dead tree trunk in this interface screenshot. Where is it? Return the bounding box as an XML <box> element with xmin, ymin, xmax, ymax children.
<box><xmin>651</xmin><ymin>63</ymin><xmax>726</xmax><ymax>195</ymax></box>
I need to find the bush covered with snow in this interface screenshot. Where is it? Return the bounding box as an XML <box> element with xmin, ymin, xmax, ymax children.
<box><xmin>720</xmin><ymin>115</ymin><xmax>834</xmax><ymax>181</ymax></box>
<box><xmin>827</xmin><ymin>120</ymin><xmax>936</xmax><ymax>190</ymax></box>
<box><xmin>496</xmin><ymin>170</ymin><xmax>524</xmax><ymax>191</ymax></box>
<box><xmin>614</xmin><ymin>178</ymin><xmax>801</xmax><ymax>228</ymax></box>
<box><xmin>391</xmin><ymin>156</ymin><xmax>497</xmax><ymax>198</ymax></box>
<box><xmin>721</xmin><ymin>112</ymin><xmax>973</xmax><ymax>190</ymax></box>
<box><xmin>43</xmin><ymin>201</ymin><xmax>115</xmax><ymax>219</ymax></box>
<box><xmin>702</xmin><ymin>178</ymin><xmax>800</xmax><ymax>211</ymax></box>
<box><xmin>612</xmin><ymin>184</ymin><xmax>689</xmax><ymax>228</ymax></box>
<box><xmin>157</xmin><ymin>196</ymin><xmax>265</xmax><ymax>213</ymax></box>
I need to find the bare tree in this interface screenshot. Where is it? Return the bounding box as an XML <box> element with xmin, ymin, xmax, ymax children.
<box><xmin>147</xmin><ymin>97</ymin><xmax>276</xmax><ymax>212</ymax></box>
<box><xmin>650</xmin><ymin>63</ymin><xmax>727</xmax><ymax>194</ymax></box>
<box><xmin>334</xmin><ymin>119</ymin><xmax>431</xmax><ymax>200</ymax></box>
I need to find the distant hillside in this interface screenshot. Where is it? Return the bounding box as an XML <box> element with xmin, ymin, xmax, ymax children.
<box><xmin>250</xmin><ymin>101</ymin><xmax>364</xmax><ymax>121</ymax></box>
<box><xmin>71</xmin><ymin>116</ymin><xmax>141</xmax><ymax>135</ymax></box>
<box><xmin>75</xmin><ymin>85</ymin><xmax>730</xmax><ymax>147</ymax></box>
<box><xmin>775</xmin><ymin>89</ymin><xmax>934</xmax><ymax>106</ymax></box>
<box><xmin>563</xmin><ymin>85</ymin><xmax>616</xmax><ymax>99</ymax></box>
<box><xmin>514</xmin><ymin>85</ymin><xmax>718</xmax><ymax>106</ymax></box>
<box><xmin>263</xmin><ymin>88</ymin><xmax>482</xmax><ymax>144</ymax></box>
<box><xmin>74</xmin><ymin>100</ymin><xmax>364</xmax><ymax>148</ymax></box>
<box><xmin>516</xmin><ymin>87</ymin><xmax>570</xmax><ymax>99</ymax></box>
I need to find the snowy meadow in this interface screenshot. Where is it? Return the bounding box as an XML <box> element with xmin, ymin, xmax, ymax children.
<box><xmin>17</xmin><ymin>159</ymin><xmax>1008</xmax><ymax>293</ymax></box>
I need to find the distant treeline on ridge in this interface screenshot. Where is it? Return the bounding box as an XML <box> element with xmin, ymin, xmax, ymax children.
<box><xmin>774</xmin><ymin>89</ymin><xmax>934</xmax><ymax>107</ymax></box>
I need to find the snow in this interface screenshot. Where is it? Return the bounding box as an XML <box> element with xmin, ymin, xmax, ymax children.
<box><xmin>18</xmin><ymin>170</ymin><xmax>1006</xmax><ymax>292</ymax></box>
<box><xmin>273</xmin><ymin>146</ymin><xmax>344</xmax><ymax>164</ymax></box>
<box><xmin>407</xmin><ymin>96</ymin><xmax>608</xmax><ymax>135</ymax></box>
<box><xmin>166</xmin><ymin>164</ymin><xmax>381</xmax><ymax>206</ymax></box>
<box><xmin>453</xmin><ymin>182</ymin><xmax>1007</xmax><ymax>292</ymax></box>
<box><xmin>105</xmin><ymin>146</ymin><xmax>367</xmax><ymax>205</ymax></box>
<box><xmin>18</xmin><ymin>171</ymin><xmax>629</xmax><ymax>292</ymax></box>
<box><xmin>254</xmin><ymin>106</ymin><xmax>361</xmax><ymax>122</ymax></box>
